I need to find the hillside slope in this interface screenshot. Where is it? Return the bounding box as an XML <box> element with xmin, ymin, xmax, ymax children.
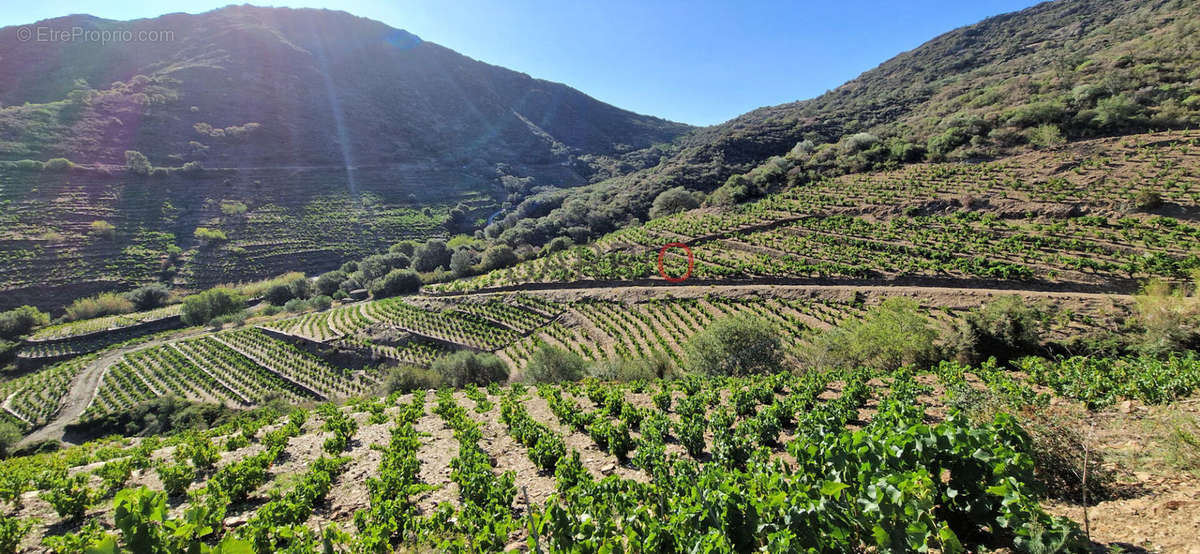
<box><xmin>494</xmin><ymin>0</ymin><xmax>1200</xmax><ymax>244</ymax></box>
<box><xmin>0</xmin><ymin>6</ymin><xmax>691</xmax><ymax>312</ymax></box>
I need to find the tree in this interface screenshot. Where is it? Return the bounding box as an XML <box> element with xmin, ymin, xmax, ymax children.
<box><xmin>315</xmin><ymin>270</ymin><xmax>347</xmax><ymax>296</ymax></box>
<box><xmin>411</xmin><ymin>239</ymin><xmax>451</xmax><ymax>272</ymax></box>
<box><xmin>389</xmin><ymin>240</ymin><xmax>417</xmax><ymax>257</ymax></box>
<box><xmin>449</xmin><ymin>248</ymin><xmax>478</xmax><ymax>278</ymax></box>
<box><xmin>430</xmin><ymin>351</ymin><xmax>509</xmax><ymax>387</ymax></box>
<box><xmin>524</xmin><ymin>344</ymin><xmax>586</xmax><ymax>383</ymax></box>
<box><xmin>684</xmin><ymin>314</ymin><xmax>782</xmax><ymax>376</ymax></box>
<box><xmin>125</xmin><ymin>284</ymin><xmax>171</xmax><ymax>311</ymax></box>
<box><xmin>649</xmin><ymin>187</ymin><xmax>701</xmax><ymax>219</ymax></box>
<box><xmin>125</xmin><ymin>150</ymin><xmax>152</xmax><ymax>175</ymax></box>
<box><xmin>480</xmin><ymin>245</ymin><xmax>517</xmax><ymax>271</ymax></box>
<box><xmin>0</xmin><ymin>306</ymin><xmax>49</xmax><ymax>339</ymax></box>
<box><xmin>181</xmin><ymin>288</ymin><xmax>245</xmax><ymax>326</ymax></box>
<box><xmin>370</xmin><ymin>269</ymin><xmax>421</xmax><ymax>298</ymax></box>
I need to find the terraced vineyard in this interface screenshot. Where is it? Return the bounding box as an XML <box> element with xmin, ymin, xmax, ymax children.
<box><xmin>2</xmin><ymin>353</ymin><xmax>1198</xmax><ymax>552</ymax></box>
<box><xmin>0</xmin><ymin>167</ymin><xmax>491</xmax><ymax>312</ymax></box>
<box><xmin>430</xmin><ymin>131</ymin><xmax>1200</xmax><ymax>294</ymax></box>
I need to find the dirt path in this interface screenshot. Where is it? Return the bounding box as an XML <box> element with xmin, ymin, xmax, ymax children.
<box><xmin>17</xmin><ymin>328</ymin><xmax>210</xmax><ymax>447</ymax></box>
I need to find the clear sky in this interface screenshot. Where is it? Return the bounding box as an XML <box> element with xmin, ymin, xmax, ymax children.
<box><xmin>3</xmin><ymin>1</ymin><xmax>1043</xmax><ymax>126</ymax></box>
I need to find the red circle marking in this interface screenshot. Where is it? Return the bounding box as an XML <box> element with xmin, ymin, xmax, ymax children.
<box><xmin>657</xmin><ymin>243</ymin><xmax>693</xmax><ymax>282</ymax></box>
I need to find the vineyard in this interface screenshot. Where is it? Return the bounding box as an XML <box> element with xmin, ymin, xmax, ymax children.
<box><xmin>0</xmin><ymin>167</ymin><xmax>489</xmax><ymax>312</ymax></box>
<box><xmin>0</xmin><ymin>352</ymin><xmax>1195</xmax><ymax>551</ymax></box>
<box><xmin>429</xmin><ymin>131</ymin><xmax>1200</xmax><ymax>294</ymax></box>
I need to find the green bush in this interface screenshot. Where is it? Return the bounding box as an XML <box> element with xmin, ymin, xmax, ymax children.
<box><xmin>264</xmin><ymin>274</ymin><xmax>312</xmax><ymax>306</ymax></box>
<box><xmin>412</xmin><ymin>239</ymin><xmax>451</xmax><ymax>272</ymax></box>
<box><xmin>193</xmin><ymin>227</ymin><xmax>227</xmax><ymax>245</ymax></box>
<box><xmin>315</xmin><ymin>270</ymin><xmax>347</xmax><ymax>296</ymax></box>
<box><xmin>684</xmin><ymin>314</ymin><xmax>783</xmax><ymax>376</ymax></box>
<box><xmin>370</xmin><ymin>269</ymin><xmax>421</xmax><ymax>298</ymax></box>
<box><xmin>43</xmin><ymin>158</ymin><xmax>73</xmax><ymax>171</ymax></box>
<box><xmin>381</xmin><ymin>366</ymin><xmax>446</xmax><ymax>393</ymax></box>
<box><xmin>125</xmin><ymin>284</ymin><xmax>170</xmax><ymax>311</ymax></box>
<box><xmin>89</xmin><ymin>220</ymin><xmax>116</xmax><ymax>240</ymax></box>
<box><xmin>181</xmin><ymin>288</ymin><xmax>246</xmax><ymax>326</ymax></box>
<box><xmin>802</xmin><ymin>298</ymin><xmax>939</xmax><ymax>371</ymax></box>
<box><xmin>0</xmin><ymin>305</ymin><xmax>49</xmax><ymax>339</ymax></box>
<box><xmin>1027</xmin><ymin>124</ymin><xmax>1066</xmax><ymax>149</ymax></box>
<box><xmin>431</xmin><ymin>351</ymin><xmax>509</xmax><ymax>387</ymax></box>
<box><xmin>524</xmin><ymin>344</ymin><xmax>586</xmax><ymax>383</ymax></box>
<box><xmin>124</xmin><ymin>150</ymin><xmax>152</xmax><ymax>175</ymax></box>
<box><xmin>480</xmin><ymin>244</ymin><xmax>518</xmax><ymax>271</ymax></box>
<box><xmin>449</xmin><ymin>248</ymin><xmax>478</xmax><ymax>277</ymax></box>
<box><xmin>65</xmin><ymin>293</ymin><xmax>134</xmax><ymax>321</ymax></box>
<box><xmin>949</xmin><ymin>295</ymin><xmax>1048</xmax><ymax>364</ymax></box>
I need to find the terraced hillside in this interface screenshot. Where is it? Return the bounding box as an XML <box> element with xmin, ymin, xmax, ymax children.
<box><xmin>433</xmin><ymin>131</ymin><xmax>1200</xmax><ymax>294</ymax></box>
<box><xmin>0</xmin><ymin>5</ymin><xmax>692</xmax><ymax>312</ymax></box>
<box><xmin>0</xmin><ymin>165</ymin><xmax>492</xmax><ymax>312</ymax></box>
<box><xmin>2</xmin><ymin>356</ymin><xmax>1199</xmax><ymax>551</ymax></box>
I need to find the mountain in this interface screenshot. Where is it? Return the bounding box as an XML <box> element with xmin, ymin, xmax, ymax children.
<box><xmin>491</xmin><ymin>0</ymin><xmax>1199</xmax><ymax>243</ymax></box>
<box><xmin>0</xmin><ymin>6</ymin><xmax>690</xmax><ymax>312</ymax></box>
<box><xmin>0</xmin><ymin>5</ymin><xmax>689</xmax><ymax>169</ymax></box>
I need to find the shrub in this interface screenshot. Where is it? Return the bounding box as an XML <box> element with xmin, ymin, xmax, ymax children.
<box><xmin>193</xmin><ymin>227</ymin><xmax>227</xmax><ymax>245</ymax></box>
<box><xmin>1027</xmin><ymin>124</ymin><xmax>1066</xmax><ymax>149</ymax></box>
<box><xmin>949</xmin><ymin>295</ymin><xmax>1048</xmax><ymax>364</ymax></box>
<box><xmin>89</xmin><ymin>220</ymin><xmax>116</xmax><ymax>240</ymax></box>
<box><xmin>43</xmin><ymin>158</ymin><xmax>73</xmax><ymax>171</ymax></box>
<box><xmin>219</xmin><ymin>200</ymin><xmax>246</xmax><ymax>216</ymax></box>
<box><xmin>1134</xmin><ymin>190</ymin><xmax>1163</xmax><ymax>212</ymax></box>
<box><xmin>381</xmin><ymin>366</ymin><xmax>446</xmax><ymax>394</ymax></box>
<box><xmin>65</xmin><ymin>293</ymin><xmax>134</xmax><ymax>321</ymax></box>
<box><xmin>310</xmin><ymin>295</ymin><xmax>333</xmax><ymax>311</ymax></box>
<box><xmin>263</xmin><ymin>274</ymin><xmax>312</xmax><ymax>306</ymax></box>
<box><xmin>1129</xmin><ymin>277</ymin><xmax>1200</xmax><ymax>356</ymax></box>
<box><xmin>589</xmin><ymin>350</ymin><xmax>675</xmax><ymax>381</ymax></box>
<box><xmin>0</xmin><ymin>306</ymin><xmax>49</xmax><ymax>339</ymax></box>
<box><xmin>315</xmin><ymin>270</ymin><xmax>347</xmax><ymax>296</ymax></box>
<box><xmin>125</xmin><ymin>284</ymin><xmax>171</xmax><ymax>311</ymax></box>
<box><xmin>684</xmin><ymin>314</ymin><xmax>783</xmax><ymax>376</ymax></box>
<box><xmin>124</xmin><ymin>150</ymin><xmax>152</xmax><ymax>175</ymax></box>
<box><xmin>449</xmin><ymin>248</ymin><xmax>478</xmax><ymax>278</ymax></box>
<box><xmin>412</xmin><ymin>239</ymin><xmax>451</xmax><ymax>272</ymax></box>
<box><xmin>649</xmin><ymin>187</ymin><xmax>701</xmax><ymax>219</ymax></box>
<box><xmin>480</xmin><ymin>244</ymin><xmax>518</xmax><ymax>271</ymax></box>
<box><xmin>431</xmin><ymin>351</ymin><xmax>509</xmax><ymax>387</ymax></box>
<box><xmin>370</xmin><ymin>269</ymin><xmax>422</xmax><ymax>298</ymax></box>
<box><xmin>389</xmin><ymin>240</ymin><xmax>417</xmax><ymax>256</ymax></box>
<box><xmin>524</xmin><ymin>344</ymin><xmax>586</xmax><ymax>383</ymax></box>
<box><xmin>803</xmin><ymin>298</ymin><xmax>939</xmax><ymax>371</ymax></box>
<box><xmin>541</xmin><ymin>236</ymin><xmax>574</xmax><ymax>256</ymax></box>
<box><xmin>180</xmin><ymin>288</ymin><xmax>246</xmax><ymax>326</ymax></box>
<box><xmin>0</xmin><ymin>422</ymin><xmax>21</xmax><ymax>458</ymax></box>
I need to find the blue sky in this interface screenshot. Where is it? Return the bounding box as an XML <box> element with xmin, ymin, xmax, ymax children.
<box><xmin>3</xmin><ymin>1</ymin><xmax>1043</xmax><ymax>126</ymax></box>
